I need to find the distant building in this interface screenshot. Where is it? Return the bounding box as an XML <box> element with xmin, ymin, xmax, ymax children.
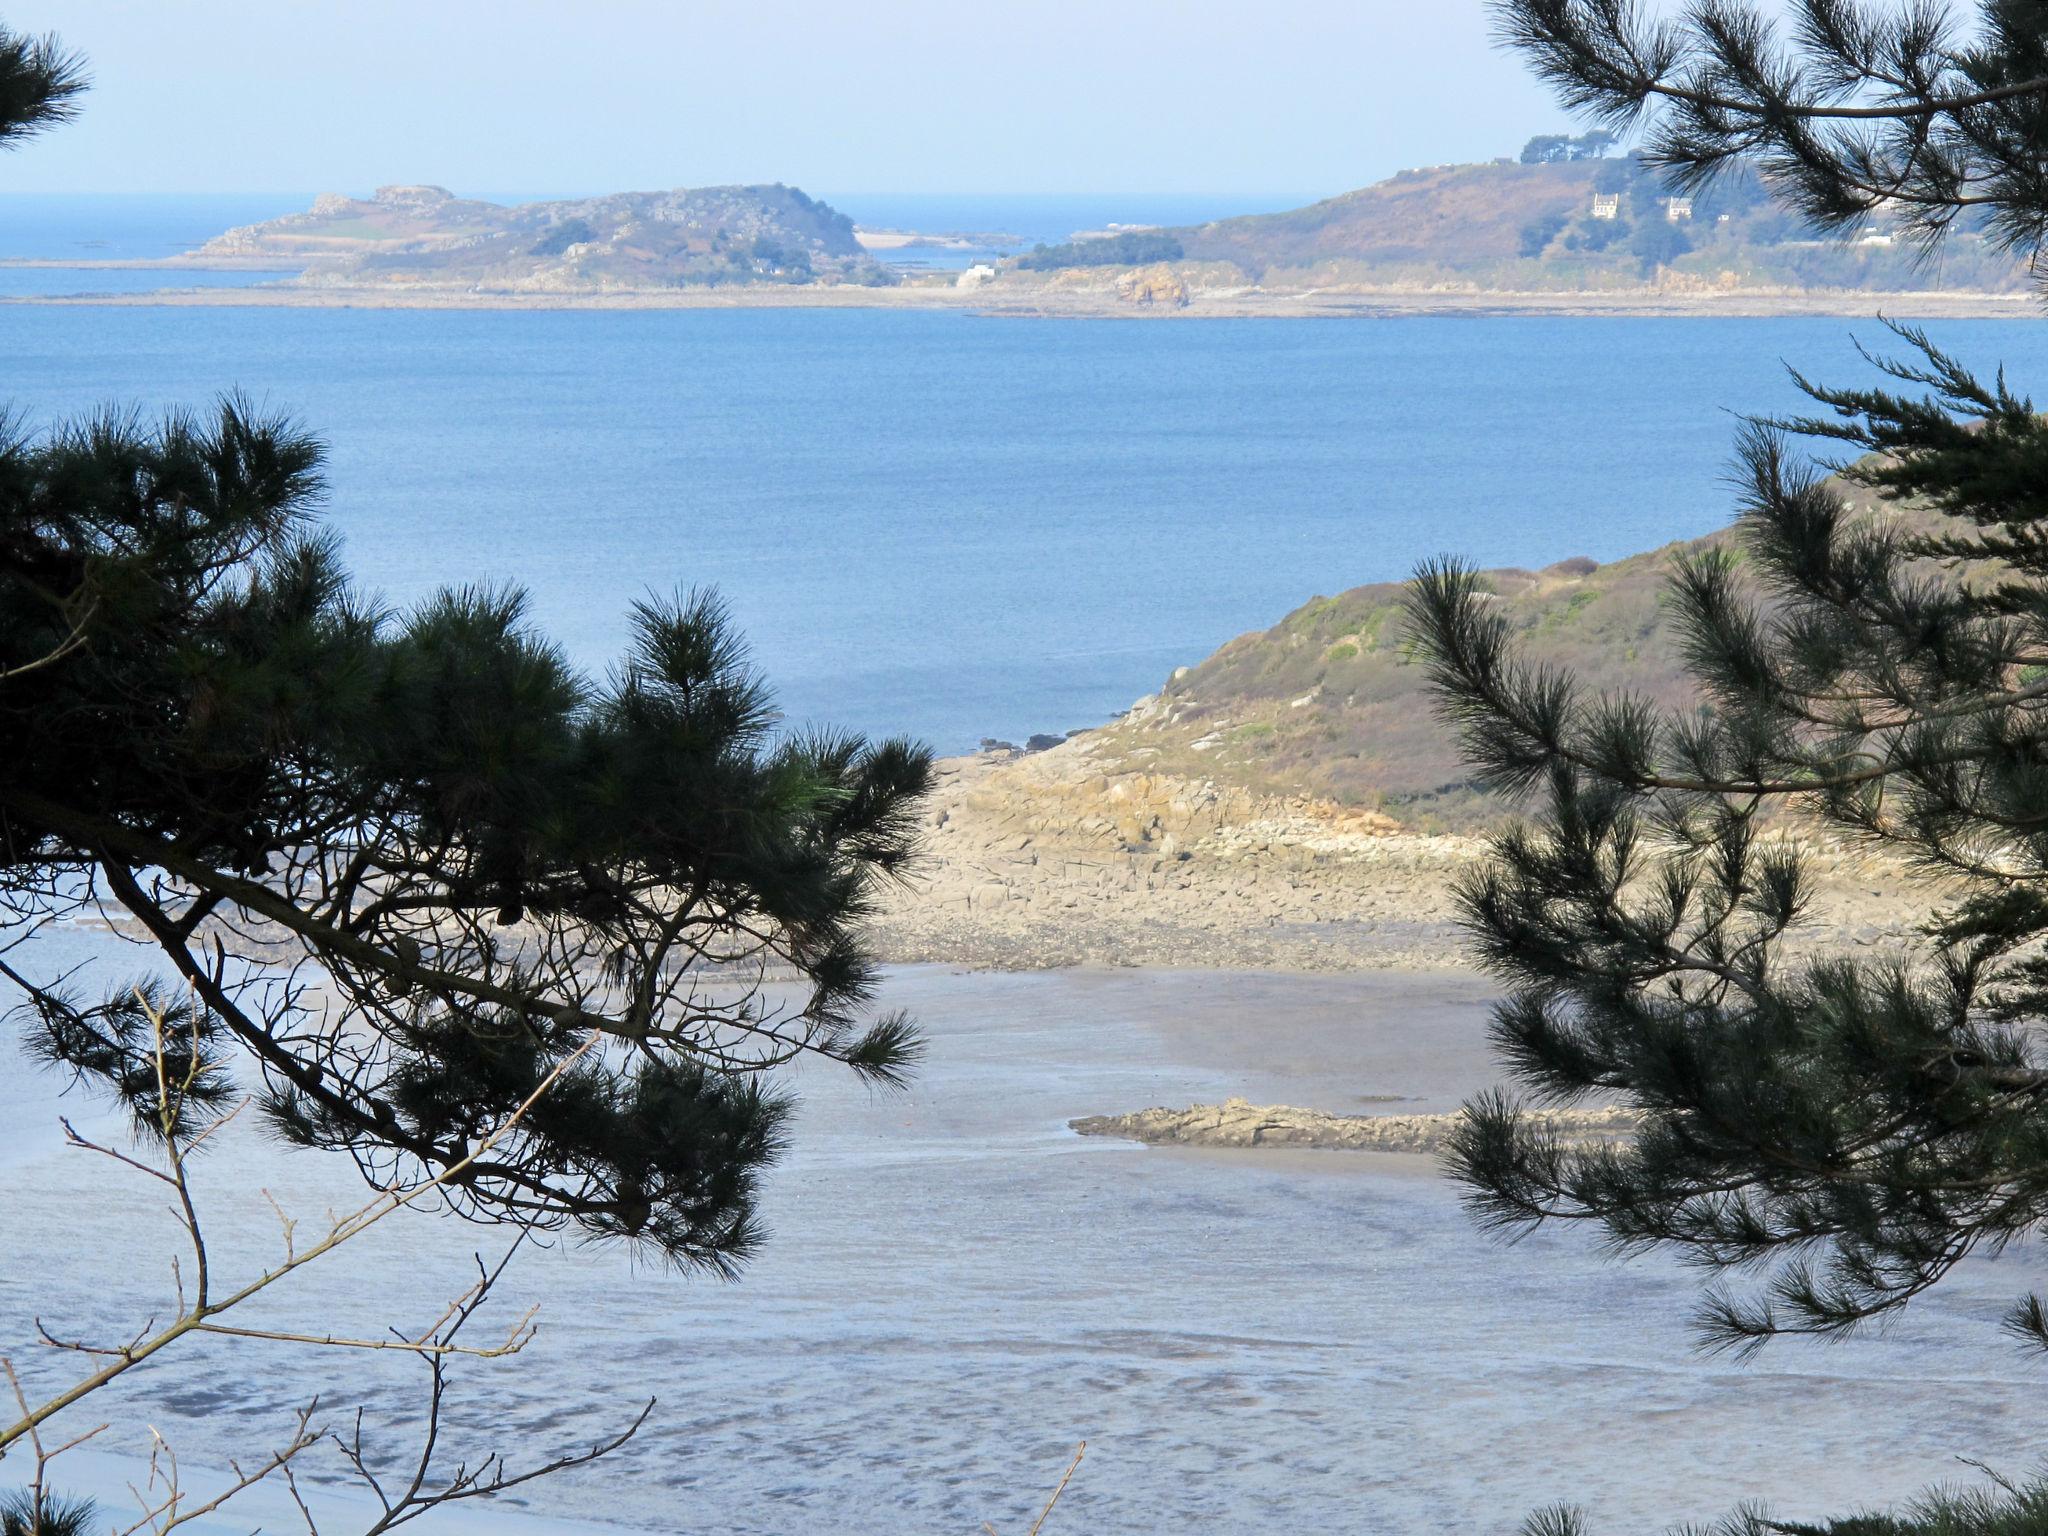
<box><xmin>956</xmin><ymin>263</ymin><xmax>997</xmax><ymax>289</ymax></box>
<box><xmin>1665</xmin><ymin>197</ymin><xmax>1693</xmax><ymax>222</ymax></box>
<box><xmin>1590</xmin><ymin>193</ymin><xmax>1620</xmax><ymax>220</ymax></box>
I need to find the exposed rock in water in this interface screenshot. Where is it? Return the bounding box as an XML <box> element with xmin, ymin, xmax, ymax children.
<box><xmin>1069</xmin><ymin>1096</ymin><xmax>1641</xmax><ymax>1155</ymax></box>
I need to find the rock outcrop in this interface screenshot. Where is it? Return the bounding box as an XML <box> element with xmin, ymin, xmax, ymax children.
<box><xmin>1070</xmin><ymin>1097</ymin><xmax>1642</xmax><ymax>1154</ymax></box>
<box><xmin>1116</xmin><ymin>264</ymin><xmax>1192</xmax><ymax>307</ymax></box>
<box><xmin>871</xmin><ymin>735</ymin><xmax>1483</xmax><ymax>971</ymax></box>
<box><xmin>869</xmin><ymin>732</ymin><xmax>1923</xmax><ymax>972</ymax></box>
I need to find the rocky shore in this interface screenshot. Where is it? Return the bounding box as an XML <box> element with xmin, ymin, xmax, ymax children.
<box><xmin>1070</xmin><ymin>1096</ymin><xmax>1641</xmax><ymax>1155</ymax></box>
<box><xmin>869</xmin><ymin>735</ymin><xmax>1927</xmax><ymax>973</ymax></box>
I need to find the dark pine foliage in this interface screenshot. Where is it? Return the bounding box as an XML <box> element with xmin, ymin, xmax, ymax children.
<box><xmin>1494</xmin><ymin>0</ymin><xmax>2048</xmax><ymax>271</ymax></box>
<box><xmin>1412</xmin><ymin>325</ymin><xmax>2048</xmax><ymax>1355</ymax></box>
<box><xmin>0</xmin><ymin>20</ymin><xmax>81</xmax><ymax>146</ymax></box>
<box><xmin>1445</xmin><ymin>3</ymin><xmax>2048</xmax><ymax>1531</ymax></box>
<box><xmin>1523</xmin><ymin>1480</ymin><xmax>2048</xmax><ymax>1536</ymax></box>
<box><xmin>0</xmin><ymin>17</ymin><xmax>933</xmax><ymax>1280</ymax></box>
<box><xmin>0</xmin><ymin>1489</ymin><xmax>95</xmax><ymax>1536</ymax></box>
<box><xmin>0</xmin><ymin>401</ymin><xmax>934</xmax><ymax>1274</ymax></box>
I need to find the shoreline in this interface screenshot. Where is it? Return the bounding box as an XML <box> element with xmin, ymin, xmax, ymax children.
<box><xmin>868</xmin><ymin>740</ymin><xmax>1926</xmax><ymax>973</ymax></box>
<box><xmin>0</xmin><ymin>272</ymin><xmax>2036</xmax><ymax>320</ymax></box>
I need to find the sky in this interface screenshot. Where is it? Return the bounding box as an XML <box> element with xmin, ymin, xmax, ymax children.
<box><xmin>4</xmin><ymin>1</ymin><xmax>1561</xmax><ymax>200</ymax></box>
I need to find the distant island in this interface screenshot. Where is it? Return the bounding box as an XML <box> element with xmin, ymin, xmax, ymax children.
<box><xmin>193</xmin><ymin>182</ymin><xmax>895</xmax><ymax>291</ymax></box>
<box><xmin>9</xmin><ymin>150</ymin><xmax>2033</xmax><ymax>315</ymax></box>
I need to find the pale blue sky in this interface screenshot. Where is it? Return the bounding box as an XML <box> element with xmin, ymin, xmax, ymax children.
<box><xmin>5</xmin><ymin>2</ymin><xmax>1560</xmax><ymax>199</ymax></box>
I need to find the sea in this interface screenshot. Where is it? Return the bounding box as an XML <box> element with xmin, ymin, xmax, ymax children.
<box><xmin>4</xmin><ymin>195</ymin><xmax>2048</xmax><ymax>1533</ymax></box>
<box><xmin>9</xmin><ymin>193</ymin><xmax>2048</xmax><ymax>754</ymax></box>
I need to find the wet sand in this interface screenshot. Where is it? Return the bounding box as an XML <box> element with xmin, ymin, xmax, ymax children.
<box><xmin>5</xmin><ymin>954</ymin><xmax>2040</xmax><ymax>1535</ymax></box>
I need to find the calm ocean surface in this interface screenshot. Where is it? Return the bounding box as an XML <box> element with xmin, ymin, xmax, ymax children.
<box><xmin>7</xmin><ymin>298</ymin><xmax>2047</xmax><ymax>752</ymax></box>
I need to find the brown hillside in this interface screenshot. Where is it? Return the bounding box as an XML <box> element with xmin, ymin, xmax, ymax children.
<box><xmin>1180</xmin><ymin>162</ymin><xmax>1599</xmax><ymax>277</ymax></box>
<box><xmin>1080</xmin><ymin>474</ymin><xmax>1942</xmax><ymax>827</ymax></box>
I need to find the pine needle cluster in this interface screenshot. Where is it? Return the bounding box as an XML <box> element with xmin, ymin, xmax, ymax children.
<box><xmin>1496</xmin><ymin>0</ymin><xmax>2048</xmax><ymax>272</ymax></box>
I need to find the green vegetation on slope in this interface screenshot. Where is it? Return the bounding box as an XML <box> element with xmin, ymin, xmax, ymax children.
<box><xmin>1092</xmin><ymin>462</ymin><xmax>1952</xmax><ymax>828</ymax></box>
<box><xmin>1093</xmin><ymin>525</ymin><xmax>1775</xmax><ymax>826</ymax></box>
<box><xmin>1014</xmin><ymin>231</ymin><xmax>1186</xmax><ymax>271</ymax></box>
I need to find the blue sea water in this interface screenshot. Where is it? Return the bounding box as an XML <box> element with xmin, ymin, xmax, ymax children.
<box><xmin>0</xmin><ymin>265</ymin><xmax>297</xmax><ymax>297</ymax></box>
<box><xmin>0</xmin><ymin>193</ymin><xmax>311</xmax><ymax>259</ymax></box>
<box><xmin>6</xmin><ymin>297</ymin><xmax>2046</xmax><ymax>752</ymax></box>
<box><xmin>0</xmin><ymin>193</ymin><xmax>308</xmax><ymax>295</ymax></box>
<box><xmin>826</xmin><ymin>191</ymin><xmax>1318</xmax><ymax>267</ymax></box>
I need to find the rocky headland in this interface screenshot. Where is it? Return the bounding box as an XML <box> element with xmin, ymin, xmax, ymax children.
<box><xmin>869</xmin><ymin>500</ymin><xmax>1932</xmax><ymax>974</ymax></box>
<box><xmin>189</xmin><ymin>182</ymin><xmax>891</xmax><ymax>291</ymax></box>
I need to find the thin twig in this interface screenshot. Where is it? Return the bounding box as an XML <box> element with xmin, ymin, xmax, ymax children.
<box><xmin>1027</xmin><ymin>1442</ymin><xmax>1085</xmax><ymax>1536</ymax></box>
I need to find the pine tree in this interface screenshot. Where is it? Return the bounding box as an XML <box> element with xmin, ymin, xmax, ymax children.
<box><xmin>1409</xmin><ymin>4</ymin><xmax>2048</xmax><ymax>1530</ymax></box>
<box><xmin>0</xmin><ymin>23</ymin><xmax>80</xmax><ymax>146</ymax></box>
<box><xmin>1497</xmin><ymin>0</ymin><xmax>2048</xmax><ymax>269</ymax></box>
<box><xmin>0</xmin><ymin>20</ymin><xmax>931</xmax><ymax>1279</ymax></box>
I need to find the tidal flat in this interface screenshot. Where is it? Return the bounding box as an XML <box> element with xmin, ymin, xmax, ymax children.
<box><xmin>4</xmin><ymin>939</ymin><xmax>2038</xmax><ymax>1535</ymax></box>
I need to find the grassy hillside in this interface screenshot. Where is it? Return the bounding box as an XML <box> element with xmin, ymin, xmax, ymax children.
<box><xmin>1183</xmin><ymin>161</ymin><xmax>1605</xmax><ymax>275</ymax></box>
<box><xmin>1089</xmin><ymin>466</ymin><xmax>1952</xmax><ymax>827</ymax></box>
<box><xmin>1086</xmin><ymin>509</ymin><xmax>1817</xmax><ymax>828</ymax></box>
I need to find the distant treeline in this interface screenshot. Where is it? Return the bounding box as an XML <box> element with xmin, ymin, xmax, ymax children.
<box><xmin>1519</xmin><ymin>129</ymin><xmax>1619</xmax><ymax>163</ymax></box>
<box><xmin>1014</xmin><ymin>230</ymin><xmax>1185</xmax><ymax>271</ymax></box>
